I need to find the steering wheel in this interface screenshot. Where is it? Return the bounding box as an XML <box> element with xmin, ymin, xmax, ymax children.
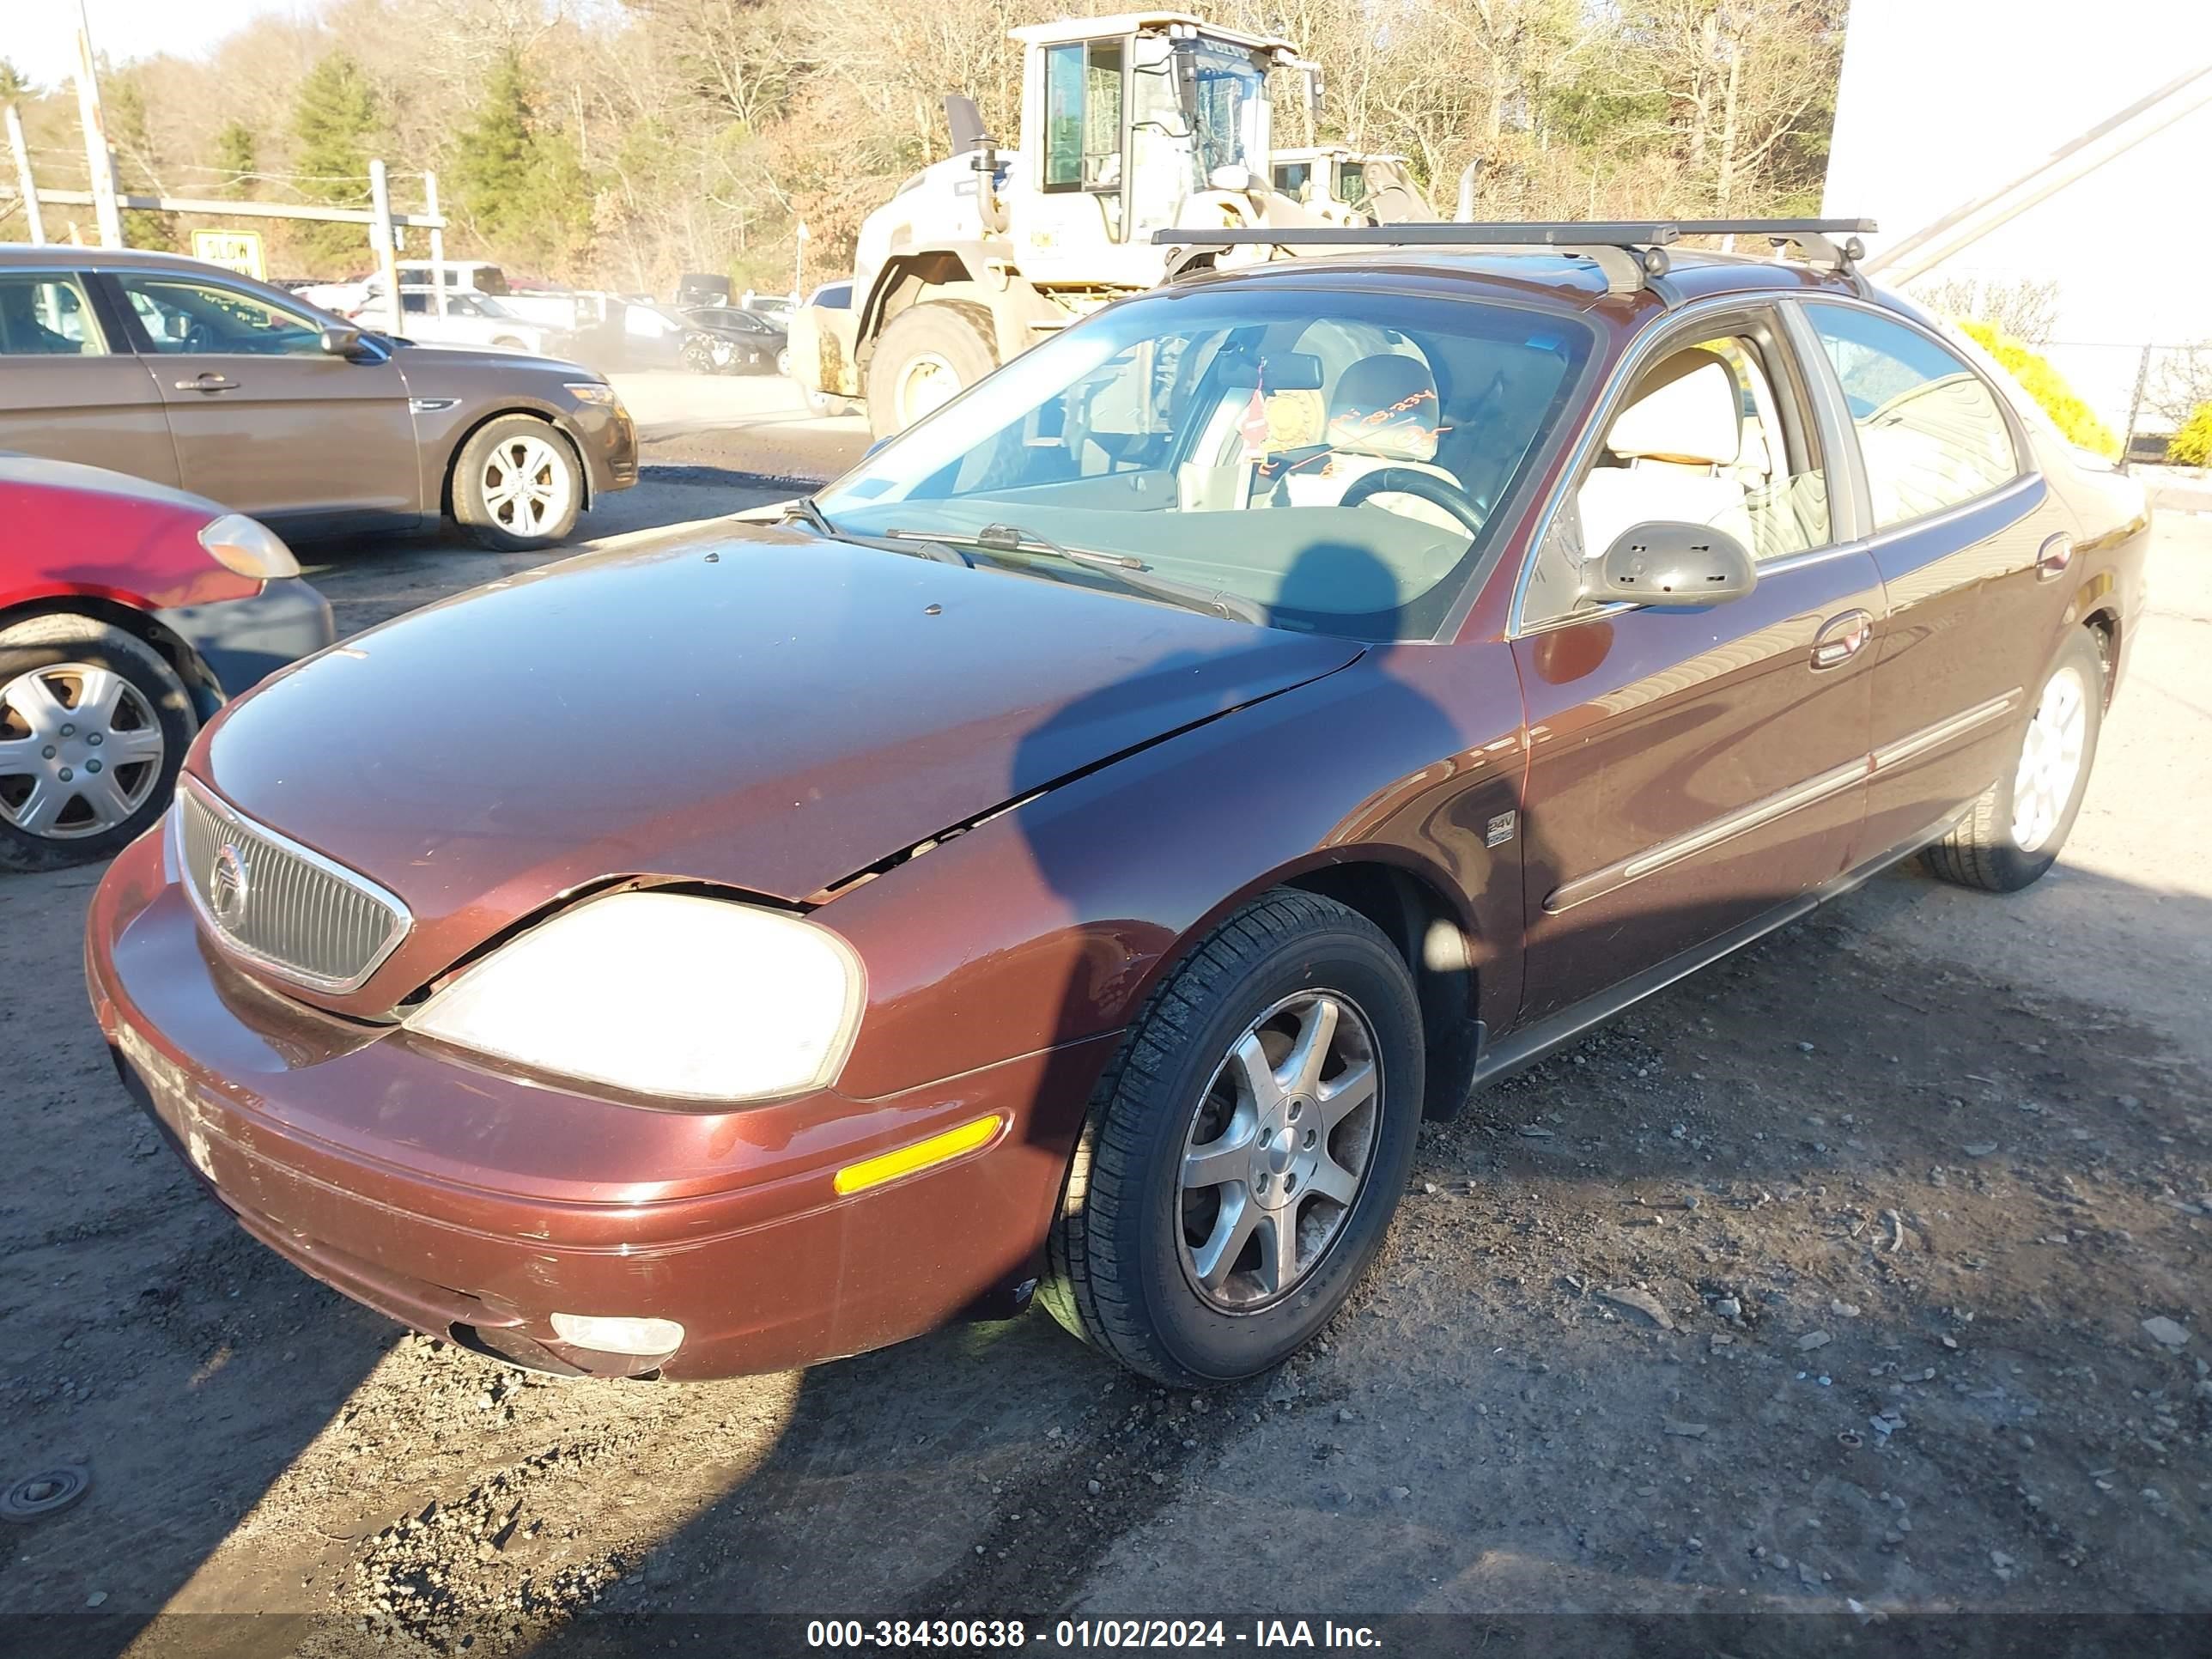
<box><xmin>181</xmin><ymin>321</ymin><xmax>218</xmax><ymax>354</ymax></box>
<box><xmin>1336</xmin><ymin>466</ymin><xmax>1487</xmax><ymax>538</ymax></box>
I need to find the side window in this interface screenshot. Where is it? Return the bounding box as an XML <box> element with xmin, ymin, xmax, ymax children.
<box><xmin>0</xmin><ymin>275</ymin><xmax>106</xmax><ymax>356</ymax></box>
<box><xmin>1804</xmin><ymin>303</ymin><xmax>2019</xmax><ymax>531</ymax></box>
<box><xmin>402</xmin><ymin>293</ymin><xmax>430</xmax><ymax>315</ymax></box>
<box><xmin>116</xmin><ymin>275</ymin><xmax>325</xmax><ymax>357</ymax></box>
<box><xmin>1042</xmin><ymin>40</ymin><xmax>1124</xmax><ymax>196</ymax></box>
<box><xmin>1524</xmin><ymin>319</ymin><xmax>1832</xmax><ymax>628</ymax></box>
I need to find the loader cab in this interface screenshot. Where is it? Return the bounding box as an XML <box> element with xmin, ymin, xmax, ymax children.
<box><xmin>1273</xmin><ymin>149</ymin><xmax>1373</xmax><ymax>212</ymax></box>
<box><xmin>1012</xmin><ymin>13</ymin><xmax>1310</xmax><ymax>287</ymax></box>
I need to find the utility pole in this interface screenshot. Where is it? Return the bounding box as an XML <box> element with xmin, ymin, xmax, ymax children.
<box><xmin>794</xmin><ymin>219</ymin><xmax>807</xmax><ymax>304</ymax></box>
<box><xmin>423</xmin><ymin>170</ymin><xmax>447</xmax><ymax>318</ymax></box>
<box><xmin>368</xmin><ymin>159</ymin><xmax>402</xmax><ymax>336</ymax></box>
<box><xmin>71</xmin><ymin>0</ymin><xmax>125</xmax><ymax>247</ymax></box>
<box><xmin>5</xmin><ymin>105</ymin><xmax>44</xmax><ymax>244</ymax></box>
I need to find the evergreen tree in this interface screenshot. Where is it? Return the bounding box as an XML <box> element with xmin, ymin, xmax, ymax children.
<box><xmin>450</xmin><ymin>56</ymin><xmax>593</xmax><ymax>277</ymax></box>
<box><xmin>214</xmin><ymin>120</ymin><xmax>256</xmax><ymax>198</ymax></box>
<box><xmin>107</xmin><ymin>76</ymin><xmax>179</xmax><ymax>251</ymax></box>
<box><xmin>0</xmin><ymin>59</ymin><xmax>33</xmax><ymax>103</ymax></box>
<box><xmin>291</xmin><ymin>53</ymin><xmax>379</xmax><ymax>269</ymax></box>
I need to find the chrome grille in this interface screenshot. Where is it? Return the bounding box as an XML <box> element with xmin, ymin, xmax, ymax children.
<box><xmin>176</xmin><ymin>781</ymin><xmax>410</xmax><ymax>992</ymax></box>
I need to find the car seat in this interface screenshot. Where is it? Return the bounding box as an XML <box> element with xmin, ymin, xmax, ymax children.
<box><xmin>1278</xmin><ymin>354</ymin><xmax>1468</xmax><ymax>532</ymax></box>
<box><xmin>1575</xmin><ymin>348</ymin><xmax>1755</xmax><ymax>560</ymax></box>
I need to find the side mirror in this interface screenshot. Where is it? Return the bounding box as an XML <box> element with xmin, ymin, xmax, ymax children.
<box><xmin>1583</xmin><ymin>521</ymin><xmax>1757</xmax><ymax>606</ymax></box>
<box><xmin>319</xmin><ymin>323</ymin><xmax>365</xmax><ymax>357</ymax></box>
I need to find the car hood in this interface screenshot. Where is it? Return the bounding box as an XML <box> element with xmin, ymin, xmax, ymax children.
<box><xmin>389</xmin><ymin>341</ymin><xmax>582</xmax><ymax>378</ymax></box>
<box><xmin>194</xmin><ymin>524</ymin><xmax>1363</xmax><ymax>1004</ymax></box>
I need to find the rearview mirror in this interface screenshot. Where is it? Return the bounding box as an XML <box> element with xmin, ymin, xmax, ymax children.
<box><xmin>1218</xmin><ymin>350</ymin><xmax>1323</xmax><ymax>392</ymax></box>
<box><xmin>319</xmin><ymin>322</ymin><xmax>365</xmax><ymax>357</ymax></box>
<box><xmin>1583</xmin><ymin>521</ymin><xmax>1757</xmax><ymax>606</ymax></box>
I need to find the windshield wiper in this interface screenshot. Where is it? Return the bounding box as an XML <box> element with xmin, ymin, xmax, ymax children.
<box><xmin>781</xmin><ymin>494</ymin><xmax>840</xmax><ymax>537</ymax></box>
<box><xmin>783</xmin><ymin>498</ymin><xmax>970</xmax><ymax>566</ymax></box>
<box><xmin>889</xmin><ymin>524</ymin><xmax>1267</xmax><ymax>624</ymax></box>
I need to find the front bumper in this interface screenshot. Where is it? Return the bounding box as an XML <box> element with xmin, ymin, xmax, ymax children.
<box><xmin>158</xmin><ymin>576</ymin><xmax>337</xmax><ymax>701</ymax></box>
<box><xmin>567</xmin><ymin>399</ymin><xmax>638</xmax><ymax>496</ymax></box>
<box><xmin>86</xmin><ymin>826</ymin><xmax>1109</xmax><ymax>1380</ymax></box>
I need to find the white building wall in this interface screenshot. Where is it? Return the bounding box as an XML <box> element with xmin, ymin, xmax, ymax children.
<box><xmin>1822</xmin><ymin>0</ymin><xmax>2212</xmax><ymax>434</ymax></box>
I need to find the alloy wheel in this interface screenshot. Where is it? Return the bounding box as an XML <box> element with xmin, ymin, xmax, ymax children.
<box><xmin>1177</xmin><ymin>990</ymin><xmax>1382</xmax><ymax>1311</ymax></box>
<box><xmin>477</xmin><ymin>434</ymin><xmax>573</xmax><ymax>540</ymax></box>
<box><xmin>2012</xmin><ymin>663</ymin><xmax>2087</xmax><ymax>853</ymax></box>
<box><xmin>0</xmin><ymin>662</ymin><xmax>166</xmax><ymax>840</ymax></box>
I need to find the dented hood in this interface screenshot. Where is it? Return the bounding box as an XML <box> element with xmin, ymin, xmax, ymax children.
<box><xmin>195</xmin><ymin>525</ymin><xmax>1361</xmax><ymax>1001</ymax></box>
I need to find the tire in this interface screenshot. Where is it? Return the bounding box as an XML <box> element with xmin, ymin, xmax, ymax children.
<box><xmin>0</xmin><ymin>617</ymin><xmax>196</xmax><ymax>873</ymax></box>
<box><xmin>1923</xmin><ymin>627</ymin><xmax>2105</xmax><ymax>893</ymax></box>
<box><xmin>864</xmin><ymin>301</ymin><xmax>999</xmax><ymax>438</ymax></box>
<box><xmin>1039</xmin><ymin>890</ymin><xmax>1425</xmax><ymax>1388</ymax></box>
<box><xmin>451</xmin><ymin>415</ymin><xmax>584</xmax><ymax>551</ymax></box>
<box><xmin>775</xmin><ymin>349</ymin><xmax>791</xmax><ymax>378</ymax></box>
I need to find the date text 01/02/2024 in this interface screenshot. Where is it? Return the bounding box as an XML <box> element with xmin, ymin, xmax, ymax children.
<box><xmin>804</xmin><ymin>1620</ymin><xmax>1384</xmax><ymax>1649</ymax></box>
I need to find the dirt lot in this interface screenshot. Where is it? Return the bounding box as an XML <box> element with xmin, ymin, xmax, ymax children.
<box><xmin>0</xmin><ymin>462</ymin><xmax>2203</xmax><ymax>1656</ymax></box>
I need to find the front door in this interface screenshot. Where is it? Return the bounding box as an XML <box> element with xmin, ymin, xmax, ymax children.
<box><xmin>1510</xmin><ymin>309</ymin><xmax>1880</xmax><ymax>1019</ymax></box>
<box><xmin>99</xmin><ymin>270</ymin><xmax>420</xmax><ymax>520</ymax></box>
<box><xmin>1793</xmin><ymin>301</ymin><xmax>2065</xmax><ymax>860</ymax></box>
<box><xmin>0</xmin><ymin>270</ymin><xmax>179</xmax><ymax>486</ymax></box>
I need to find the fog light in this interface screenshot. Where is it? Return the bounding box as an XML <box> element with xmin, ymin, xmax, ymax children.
<box><xmin>549</xmin><ymin>1313</ymin><xmax>684</xmax><ymax>1356</ymax></box>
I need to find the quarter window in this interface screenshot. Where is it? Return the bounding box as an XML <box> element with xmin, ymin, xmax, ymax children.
<box><xmin>1805</xmin><ymin>303</ymin><xmax>2019</xmax><ymax>531</ymax></box>
<box><xmin>0</xmin><ymin>275</ymin><xmax>106</xmax><ymax>356</ymax></box>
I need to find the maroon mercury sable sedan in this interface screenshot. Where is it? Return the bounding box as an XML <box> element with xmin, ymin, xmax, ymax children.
<box><xmin>88</xmin><ymin>224</ymin><xmax>2148</xmax><ymax>1388</ymax></box>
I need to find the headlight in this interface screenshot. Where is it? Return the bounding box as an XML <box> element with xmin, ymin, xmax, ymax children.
<box><xmin>565</xmin><ymin>381</ymin><xmax>617</xmax><ymax>405</ymax></box>
<box><xmin>198</xmin><ymin>513</ymin><xmax>300</xmax><ymax>580</ymax></box>
<box><xmin>403</xmin><ymin>891</ymin><xmax>864</xmax><ymax>1103</ymax></box>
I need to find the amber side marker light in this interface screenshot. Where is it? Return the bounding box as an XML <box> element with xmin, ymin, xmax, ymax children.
<box><xmin>834</xmin><ymin>1115</ymin><xmax>1005</xmax><ymax>1196</ymax></box>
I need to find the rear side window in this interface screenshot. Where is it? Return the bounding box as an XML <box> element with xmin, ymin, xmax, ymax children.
<box><xmin>1804</xmin><ymin>303</ymin><xmax>2018</xmax><ymax>531</ymax></box>
<box><xmin>0</xmin><ymin>275</ymin><xmax>106</xmax><ymax>356</ymax></box>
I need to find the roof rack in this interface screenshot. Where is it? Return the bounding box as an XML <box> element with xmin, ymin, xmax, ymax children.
<box><xmin>1154</xmin><ymin>218</ymin><xmax>1877</xmax><ymax>300</ymax></box>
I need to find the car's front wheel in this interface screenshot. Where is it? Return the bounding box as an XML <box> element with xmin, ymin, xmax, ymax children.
<box><xmin>1041</xmin><ymin>890</ymin><xmax>1423</xmax><ymax>1388</ymax></box>
<box><xmin>0</xmin><ymin>617</ymin><xmax>195</xmax><ymax>872</ymax></box>
<box><xmin>452</xmin><ymin>416</ymin><xmax>583</xmax><ymax>551</ymax></box>
<box><xmin>1923</xmin><ymin>626</ymin><xmax>2106</xmax><ymax>892</ymax></box>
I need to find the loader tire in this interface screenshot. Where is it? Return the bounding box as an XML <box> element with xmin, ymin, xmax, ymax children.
<box><xmin>866</xmin><ymin>301</ymin><xmax>999</xmax><ymax>438</ymax></box>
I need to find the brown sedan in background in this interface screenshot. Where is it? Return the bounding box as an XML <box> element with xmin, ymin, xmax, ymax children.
<box><xmin>0</xmin><ymin>245</ymin><xmax>636</xmax><ymax>550</ymax></box>
<box><xmin>87</xmin><ymin>232</ymin><xmax>2148</xmax><ymax>1389</ymax></box>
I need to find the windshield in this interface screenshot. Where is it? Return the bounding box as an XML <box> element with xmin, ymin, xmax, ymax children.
<box><xmin>818</xmin><ymin>287</ymin><xmax>1595</xmax><ymax>641</ymax></box>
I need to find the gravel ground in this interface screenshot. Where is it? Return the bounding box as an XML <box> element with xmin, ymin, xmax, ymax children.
<box><xmin>0</xmin><ymin>476</ymin><xmax>2203</xmax><ymax>1656</ymax></box>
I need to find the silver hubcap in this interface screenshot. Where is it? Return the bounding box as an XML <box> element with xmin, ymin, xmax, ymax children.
<box><xmin>1178</xmin><ymin>991</ymin><xmax>1381</xmax><ymax>1312</ymax></box>
<box><xmin>2012</xmin><ymin>663</ymin><xmax>2087</xmax><ymax>853</ymax></box>
<box><xmin>896</xmin><ymin>352</ymin><xmax>961</xmax><ymax>426</ymax></box>
<box><xmin>478</xmin><ymin>434</ymin><xmax>572</xmax><ymax>538</ymax></box>
<box><xmin>0</xmin><ymin>662</ymin><xmax>165</xmax><ymax>840</ymax></box>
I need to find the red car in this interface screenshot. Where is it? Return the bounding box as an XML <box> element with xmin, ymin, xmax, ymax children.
<box><xmin>87</xmin><ymin>223</ymin><xmax>2148</xmax><ymax>1389</ymax></box>
<box><xmin>1</xmin><ymin>454</ymin><xmax>333</xmax><ymax>871</ymax></box>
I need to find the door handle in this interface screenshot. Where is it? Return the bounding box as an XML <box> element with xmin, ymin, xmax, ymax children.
<box><xmin>2036</xmin><ymin>532</ymin><xmax>2074</xmax><ymax>582</ymax></box>
<box><xmin>174</xmin><ymin>374</ymin><xmax>237</xmax><ymax>392</ymax></box>
<box><xmin>1811</xmin><ymin>608</ymin><xmax>1874</xmax><ymax>670</ymax></box>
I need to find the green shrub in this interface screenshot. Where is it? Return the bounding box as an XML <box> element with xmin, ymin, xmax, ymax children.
<box><xmin>1956</xmin><ymin>319</ymin><xmax>2121</xmax><ymax>459</ymax></box>
<box><xmin>2170</xmin><ymin>403</ymin><xmax>2212</xmax><ymax>467</ymax></box>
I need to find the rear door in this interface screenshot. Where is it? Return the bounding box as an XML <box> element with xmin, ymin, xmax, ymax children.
<box><xmin>1509</xmin><ymin>302</ymin><xmax>1881</xmax><ymax>1020</ymax></box>
<box><xmin>0</xmin><ymin>269</ymin><xmax>179</xmax><ymax>485</ymax></box>
<box><xmin>1790</xmin><ymin>301</ymin><xmax>2063</xmax><ymax>861</ymax></box>
<box><xmin>99</xmin><ymin>268</ymin><xmax>420</xmax><ymax>520</ymax></box>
